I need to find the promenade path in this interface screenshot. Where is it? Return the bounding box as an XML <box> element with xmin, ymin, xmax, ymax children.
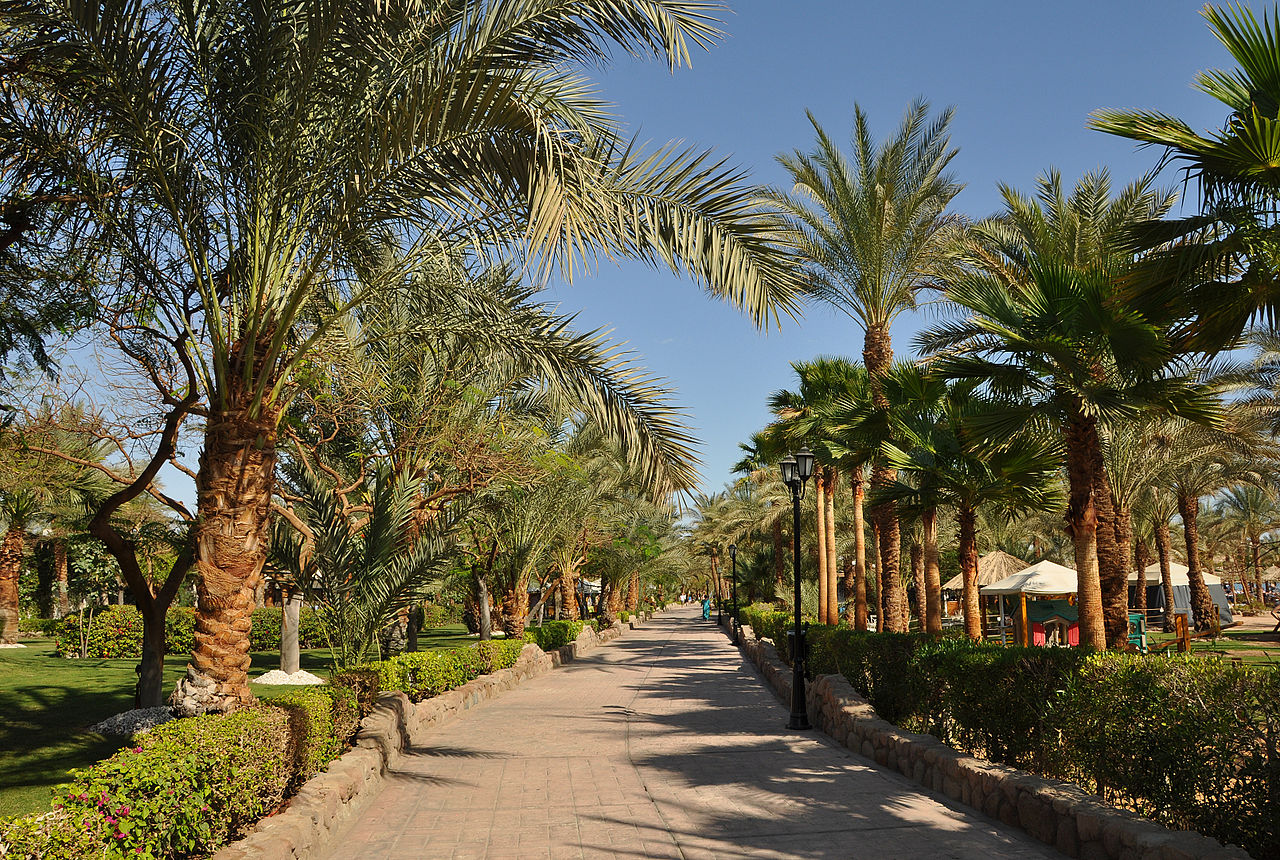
<box><xmin>322</xmin><ymin>607</ymin><xmax>1059</xmax><ymax>859</ymax></box>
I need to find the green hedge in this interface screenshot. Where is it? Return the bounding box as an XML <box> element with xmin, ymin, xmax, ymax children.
<box><xmin>740</xmin><ymin>604</ymin><xmax>793</xmax><ymax>659</ymax></box>
<box><xmin>0</xmin><ymin>678</ymin><xmax>374</xmax><ymax>859</ymax></box>
<box><xmin>522</xmin><ymin>620</ymin><xmax>584</xmax><ymax>651</ymax></box>
<box><xmin>18</xmin><ymin>618</ymin><xmax>60</xmax><ymax>635</ymax></box>
<box><xmin>363</xmin><ymin>640</ymin><xmax>525</xmax><ymax>702</ymax></box>
<box><xmin>51</xmin><ymin>606</ymin><xmax>326</xmax><ymax>658</ymax></box>
<box><xmin>801</xmin><ymin>628</ymin><xmax>1278</xmax><ymax>857</ymax></box>
<box><xmin>419</xmin><ymin>602</ymin><xmax>464</xmax><ymax>629</ymax></box>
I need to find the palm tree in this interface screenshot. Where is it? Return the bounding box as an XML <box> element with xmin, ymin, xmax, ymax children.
<box><xmin>922</xmin><ymin>258</ymin><xmax>1216</xmax><ymax>649</ymax></box>
<box><xmin>2</xmin><ymin>1</ymin><xmax>803</xmax><ymax>712</ymax></box>
<box><xmin>770</xmin><ymin>100</ymin><xmax>963</xmax><ymax>632</ymax></box>
<box><xmin>878</xmin><ymin>372</ymin><xmax>1062</xmax><ymax>638</ymax></box>
<box><xmin>1090</xmin><ymin>4</ymin><xmax>1280</xmax><ymax>349</ymax></box>
<box><xmin>1218</xmin><ymin>484</ymin><xmax>1280</xmax><ymax>609</ymax></box>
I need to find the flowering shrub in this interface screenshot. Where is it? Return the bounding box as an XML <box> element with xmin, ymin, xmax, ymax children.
<box><xmin>53</xmin><ymin>606</ymin><xmax>326</xmax><ymax>658</ymax></box>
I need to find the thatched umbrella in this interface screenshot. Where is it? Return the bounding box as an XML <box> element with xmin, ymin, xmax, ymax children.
<box><xmin>941</xmin><ymin>550</ymin><xmax>1028</xmax><ymax>591</ymax></box>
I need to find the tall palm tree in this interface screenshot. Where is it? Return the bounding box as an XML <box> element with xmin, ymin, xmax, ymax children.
<box><xmin>770</xmin><ymin>100</ymin><xmax>963</xmax><ymax>632</ymax></box>
<box><xmin>1091</xmin><ymin>4</ymin><xmax>1280</xmax><ymax>349</ymax></box>
<box><xmin>1</xmin><ymin>1</ymin><xmax>801</xmax><ymax>712</ymax></box>
<box><xmin>923</xmin><ymin>169</ymin><xmax>1216</xmax><ymax>648</ymax></box>
<box><xmin>1218</xmin><ymin>484</ymin><xmax>1280</xmax><ymax>609</ymax></box>
<box><xmin>922</xmin><ymin>258</ymin><xmax>1216</xmax><ymax>649</ymax></box>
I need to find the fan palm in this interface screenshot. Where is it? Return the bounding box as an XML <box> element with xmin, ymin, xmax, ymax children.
<box><xmin>1</xmin><ymin>1</ymin><xmax>803</xmax><ymax>712</ymax></box>
<box><xmin>769</xmin><ymin>100</ymin><xmax>963</xmax><ymax>632</ymax></box>
<box><xmin>1090</xmin><ymin>4</ymin><xmax>1280</xmax><ymax>349</ymax></box>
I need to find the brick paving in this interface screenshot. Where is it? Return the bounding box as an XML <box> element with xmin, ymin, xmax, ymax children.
<box><xmin>321</xmin><ymin>607</ymin><xmax>1059</xmax><ymax>859</ymax></box>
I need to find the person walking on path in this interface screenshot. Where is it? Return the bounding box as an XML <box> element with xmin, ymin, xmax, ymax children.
<box><xmin>700</xmin><ymin>593</ymin><xmax>711</xmax><ymax>620</ymax></box>
<box><xmin>321</xmin><ymin>604</ymin><xmax>1057</xmax><ymax>859</ymax></box>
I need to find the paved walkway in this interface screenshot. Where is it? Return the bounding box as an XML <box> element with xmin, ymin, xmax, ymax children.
<box><xmin>323</xmin><ymin>607</ymin><xmax>1059</xmax><ymax>859</ymax></box>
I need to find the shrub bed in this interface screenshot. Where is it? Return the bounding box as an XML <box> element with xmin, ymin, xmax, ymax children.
<box><xmin>52</xmin><ymin>606</ymin><xmax>326</xmax><ymax>658</ymax></box>
<box><xmin>797</xmin><ymin>627</ymin><xmax>1278</xmax><ymax>857</ymax></box>
<box><xmin>17</xmin><ymin>618</ymin><xmax>59</xmax><ymax>636</ymax></box>
<box><xmin>522</xmin><ymin>620</ymin><xmax>584</xmax><ymax>651</ymax></box>
<box><xmin>0</xmin><ymin>665</ymin><xmax>383</xmax><ymax>858</ymax></box>
<box><xmin>363</xmin><ymin>640</ymin><xmax>525</xmax><ymax>702</ymax></box>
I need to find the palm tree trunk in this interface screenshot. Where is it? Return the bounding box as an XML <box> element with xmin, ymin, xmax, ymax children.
<box><xmin>1133</xmin><ymin>537</ymin><xmax>1151</xmax><ymax>615</ymax></box>
<box><xmin>626</xmin><ymin>572</ymin><xmax>640</xmax><ymax>612</ymax></box>
<box><xmin>958</xmin><ymin>506</ymin><xmax>981</xmax><ymax>640</ymax></box>
<box><xmin>824</xmin><ymin>467</ymin><xmax>838</xmax><ymax>624</ymax></box>
<box><xmin>0</xmin><ymin>524</ymin><xmax>23</xmax><ymax>644</ymax></box>
<box><xmin>1250</xmin><ymin>536</ymin><xmax>1264</xmax><ymax>605</ymax></box>
<box><xmin>1176</xmin><ymin>491</ymin><xmax>1217</xmax><ymax>631</ymax></box>
<box><xmin>171</xmin><ymin>405</ymin><xmax>278</xmax><ymax>716</ymax></box>
<box><xmin>848</xmin><ymin>474</ymin><xmax>867</xmax><ymax>630</ymax></box>
<box><xmin>1155</xmin><ymin>524</ymin><xmax>1176</xmax><ymax>632</ymax></box>
<box><xmin>281</xmin><ymin>592</ymin><xmax>302</xmax><ymax>674</ymax></box>
<box><xmin>1092</xmin><ymin>462</ymin><xmax>1129</xmax><ymax>648</ymax></box>
<box><xmin>1064</xmin><ymin>407</ymin><xmax>1106</xmax><ymax>650</ymax></box>
<box><xmin>54</xmin><ymin>541</ymin><xmax>69</xmax><ymax>618</ymax></box>
<box><xmin>872</xmin><ymin>519</ymin><xmax>885</xmax><ymax>628</ymax></box>
<box><xmin>501</xmin><ymin>577</ymin><xmax>530</xmax><ymax>637</ymax></box>
<box><xmin>558</xmin><ymin>557</ymin><xmax>581</xmax><ymax>622</ymax></box>
<box><xmin>815</xmin><ymin>470</ymin><xmax>828</xmax><ymax>625</ymax></box>
<box><xmin>910</xmin><ymin>541</ymin><xmax>924</xmax><ymax>630</ymax></box>
<box><xmin>864</xmin><ymin>320</ymin><xmax>906</xmax><ymax>633</ymax></box>
<box><xmin>1235</xmin><ymin>544</ymin><xmax>1252</xmax><ymax>603</ymax></box>
<box><xmin>922</xmin><ymin>508</ymin><xmax>942</xmax><ymax>635</ymax></box>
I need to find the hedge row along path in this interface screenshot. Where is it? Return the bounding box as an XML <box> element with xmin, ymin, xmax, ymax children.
<box><xmin>321</xmin><ymin>606</ymin><xmax>1056</xmax><ymax>859</ymax></box>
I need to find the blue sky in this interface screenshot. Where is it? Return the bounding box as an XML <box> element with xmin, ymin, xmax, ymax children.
<box><xmin>541</xmin><ymin>0</ymin><xmax>1241</xmax><ymax>498</ymax></box>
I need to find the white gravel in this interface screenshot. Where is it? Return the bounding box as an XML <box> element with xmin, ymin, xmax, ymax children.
<box><xmin>0</xmin><ymin>643</ymin><xmax>27</xmax><ymax>648</ymax></box>
<box><xmin>89</xmin><ymin>707</ymin><xmax>175</xmax><ymax>736</ymax></box>
<box><xmin>252</xmin><ymin>669</ymin><xmax>325</xmax><ymax>685</ymax></box>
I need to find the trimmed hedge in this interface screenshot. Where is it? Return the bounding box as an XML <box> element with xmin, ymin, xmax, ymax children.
<box><xmin>801</xmin><ymin>627</ymin><xmax>1279</xmax><ymax>857</ymax></box>
<box><xmin>419</xmin><ymin>602</ymin><xmax>464</xmax><ymax>629</ymax></box>
<box><xmin>740</xmin><ymin>604</ymin><xmax>792</xmax><ymax>659</ymax></box>
<box><xmin>17</xmin><ymin>618</ymin><xmax>60</xmax><ymax>636</ymax></box>
<box><xmin>52</xmin><ymin>606</ymin><xmax>326</xmax><ymax>658</ymax></box>
<box><xmin>522</xmin><ymin>620</ymin><xmax>584</xmax><ymax>651</ymax></box>
<box><xmin>363</xmin><ymin>640</ymin><xmax>525</xmax><ymax>702</ymax></box>
<box><xmin>0</xmin><ymin>668</ymin><xmax>376</xmax><ymax>857</ymax></box>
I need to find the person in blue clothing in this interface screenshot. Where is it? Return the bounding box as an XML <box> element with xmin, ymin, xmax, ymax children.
<box><xmin>701</xmin><ymin>594</ymin><xmax>711</xmax><ymax>620</ymax></box>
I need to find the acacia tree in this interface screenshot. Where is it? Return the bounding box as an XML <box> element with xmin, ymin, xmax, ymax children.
<box><xmin>1</xmin><ymin>1</ymin><xmax>801</xmax><ymax>713</ymax></box>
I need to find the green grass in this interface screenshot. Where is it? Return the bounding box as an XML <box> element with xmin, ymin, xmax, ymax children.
<box><xmin>1145</xmin><ymin>628</ymin><xmax>1280</xmax><ymax>664</ymax></box>
<box><xmin>0</xmin><ymin>623</ymin><xmax>478</xmax><ymax>820</ymax></box>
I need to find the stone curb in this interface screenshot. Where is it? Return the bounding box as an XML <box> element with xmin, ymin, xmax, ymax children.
<box><xmin>213</xmin><ymin>619</ymin><xmax>638</xmax><ymax>860</ymax></box>
<box><xmin>729</xmin><ymin>621</ymin><xmax>1251</xmax><ymax>860</ymax></box>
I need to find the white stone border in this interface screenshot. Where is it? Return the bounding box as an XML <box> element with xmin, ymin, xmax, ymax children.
<box><xmin>727</xmin><ymin>618</ymin><xmax>1251</xmax><ymax>860</ymax></box>
<box><xmin>213</xmin><ymin>613</ymin><xmax>649</xmax><ymax>860</ymax></box>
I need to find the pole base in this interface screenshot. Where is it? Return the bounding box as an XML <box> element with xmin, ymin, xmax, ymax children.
<box><xmin>787</xmin><ymin>714</ymin><xmax>811</xmax><ymax>731</ymax></box>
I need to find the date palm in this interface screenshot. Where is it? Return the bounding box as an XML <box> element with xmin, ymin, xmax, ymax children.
<box><xmin>768</xmin><ymin>100</ymin><xmax>963</xmax><ymax>632</ymax></box>
<box><xmin>1</xmin><ymin>1</ymin><xmax>801</xmax><ymax>712</ymax></box>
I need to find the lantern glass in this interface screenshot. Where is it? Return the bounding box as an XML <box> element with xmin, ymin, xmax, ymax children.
<box><xmin>795</xmin><ymin>447</ymin><xmax>815</xmax><ymax>480</ymax></box>
<box><xmin>779</xmin><ymin>455</ymin><xmax>797</xmax><ymax>485</ymax></box>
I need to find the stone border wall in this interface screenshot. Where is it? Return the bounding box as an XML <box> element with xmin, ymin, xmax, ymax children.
<box><xmin>729</xmin><ymin>620</ymin><xmax>1250</xmax><ymax>860</ymax></box>
<box><xmin>214</xmin><ymin>615</ymin><xmax>646</xmax><ymax>860</ymax></box>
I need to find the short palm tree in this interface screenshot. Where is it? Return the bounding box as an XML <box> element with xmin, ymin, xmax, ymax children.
<box><xmin>769</xmin><ymin>100</ymin><xmax>963</xmax><ymax>632</ymax></box>
<box><xmin>2</xmin><ymin>1</ymin><xmax>801</xmax><ymax>712</ymax></box>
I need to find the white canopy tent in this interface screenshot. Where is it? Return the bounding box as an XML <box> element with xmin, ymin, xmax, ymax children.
<box><xmin>979</xmin><ymin>560</ymin><xmax>1079</xmax><ymax>596</ymax></box>
<box><xmin>1128</xmin><ymin>563</ymin><xmax>1222</xmax><ymax>586</ymax></box>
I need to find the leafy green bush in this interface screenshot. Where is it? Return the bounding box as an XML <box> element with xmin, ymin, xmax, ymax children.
<box><xmin>270</xmin><ymin>686</ymin><xmax>359</xmax><ymax>785</ymax></box>
<box><xmin>248</xmin><ymin>607</ymin><xmax>326</xmax><ymax>651</ymax></box>
<box><xmin>419</xmin><ymin>602</ymin><xmax>464</xmax><ymax>628</ymax></box>
<box><xmin>18</xmin><ymin>617</ymin><xmax>60</xmax><ymax>635</ymax></box>
<box><xmin>523</xmin><ymin>620</ymin><xmax>584</xmax><ymax>651</ymax></box>
<box><xmin>798</xmin><ymin>629</ymin><xmax>1280</xmax><ymax>857</ymax></box>
<box><xmin>740</xmin><ymin>604</ymin><xmax>792</xmax><ymax>657</ymax></box>
<box><xmin>363</xmin><ymin>640</ymin><xmax>524</xmax><ymax>702</ymax></box>
<box><xmin>52</xmin><ymin>606</ymin><xmax>143</xmax><ymax>658</ymax></box>
<box><xmin>2</xmin><ymin>709</ymin><xmax>292</xmax><ymax>859</ymax></box>
<box><xmin>165</xmin><ymin>609</ymin><xmax>196</xmax><ymax>655</ymax></box>
<box><xmin>618</xmin><ymin>610</ymin><xmax>630</xmax><ymax>623</ymax></box>
<box><xmin>329</xmin><ymin>668</ymin><xmax>381</xmax><ymax>714</ymax></box>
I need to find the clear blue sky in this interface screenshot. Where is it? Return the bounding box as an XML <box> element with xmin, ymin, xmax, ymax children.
<box><xmin>541</xmin><ymin>0</ymin><xmax>1241</xmax><ymax>498</ymax></box>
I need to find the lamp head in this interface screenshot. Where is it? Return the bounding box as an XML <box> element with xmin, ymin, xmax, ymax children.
<box><xmin>796</xmin><ymin>447</ymin><xmax>815</xmax><ymax>481</ymax></box>
<box><xmin>728</xmin><ymin>544</ymin><xmax>736</xmax><ymax>560</ymax></box>
<box><xmin>779</xmin><ymin>455</ymin><xmax>797</xmax><ymax>485</ymax></box>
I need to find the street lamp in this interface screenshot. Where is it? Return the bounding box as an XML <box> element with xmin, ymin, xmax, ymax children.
<box><xmin>729</xmin><ymin>543</ymin><xmax>739</xmax><ymax>645</ymax></box>
<box><xmin>780</xmin><ymin>447</ymin><xmax>814</xmax><ymax>730</ymax></box>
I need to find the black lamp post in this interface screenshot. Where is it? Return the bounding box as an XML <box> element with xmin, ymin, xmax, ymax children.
<box><xmin>729</xmin><ymin>543</ymin><xmax>739</xmax><ymax>645</ymax></box>
<box><xmin>780</xmin><ymin>447</ymin><xmax>815</xmax><ymax>730</ymax></box>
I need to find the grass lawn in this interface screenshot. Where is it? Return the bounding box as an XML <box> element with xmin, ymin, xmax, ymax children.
<box><xmin>1145</xmin><ymin>627</ymin><xmax>1280</xmax><ymax>665</ymax></box>
<box><xmin>0</xmin><ymin>623</ymin><xmax>476</xmax><ymax>820</ymax></box>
